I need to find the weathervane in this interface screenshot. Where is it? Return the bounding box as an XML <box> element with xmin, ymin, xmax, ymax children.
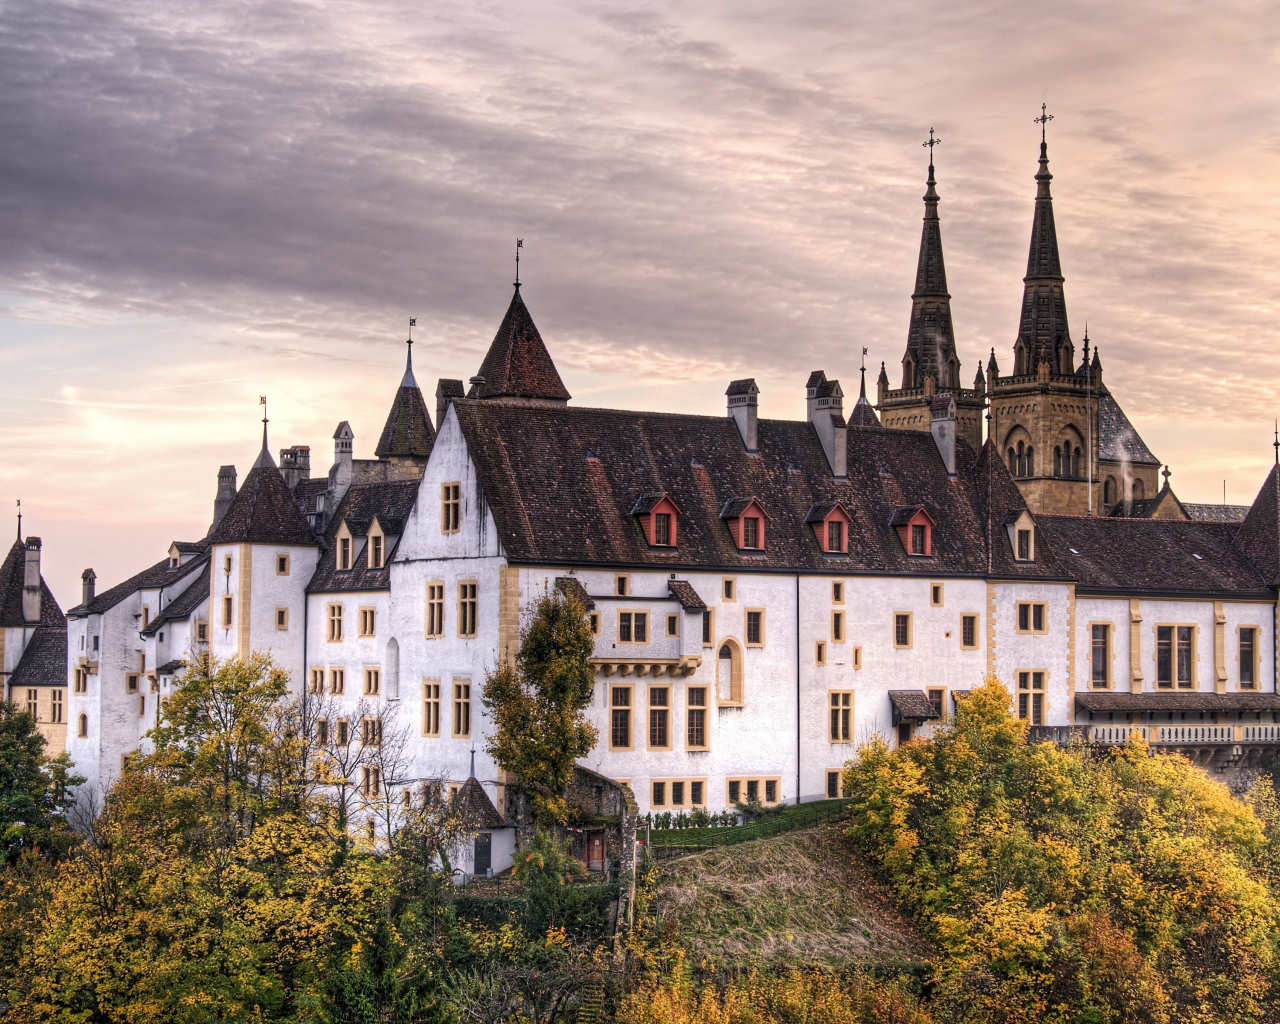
<box><xmin>408</xmin><ymin>317</ymin><xmax>416</xmax><ymax>354</ymax></box>
<box><xmin>922</xmin><ymin>127</ymin><xmax>941</xmax><ymax>163</ymax></box>
<box><xmin>15</xmin><ymin>499</ymin><xmax>20</xmax><ymax>542</ymax></box>
<box><xmin>260</xmin><ymin>394</ymin><xmax>268</xmax><ymax>427</ymax></box>
<box><xmin>1034</xmin><ymin>103</ymin><xmax>1054</xmax><ymax>143</ymax></box>
<box><xmin>515</xmin><ymin>238</ymin><xmax>523</xmax><ymax>287</ymax></box>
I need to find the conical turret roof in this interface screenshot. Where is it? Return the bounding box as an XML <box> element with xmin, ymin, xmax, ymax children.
<box><xmin>848</xmin><ymin>366</ymin><xmax>879</xmax><ymax>426</ymax></box>
<box><xmin>475</xmin><ymin>286</ymin><xmax>570</xmax><ymax>403</ymax></box>
<box><xmin>375</xmin><ymin>343</ymin><xmax>434</xmax><ymax>459</ymax></box>
<box><xmin>208</xmin><ymin>429</ymin><xmax>316</xmax><ymax>546</ymax></box>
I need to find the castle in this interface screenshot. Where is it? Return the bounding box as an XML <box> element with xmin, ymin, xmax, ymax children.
<box><xmin>5</xmin><ymin>129</ymin><xmax>1280</xmax><ymax>857</ymax></box>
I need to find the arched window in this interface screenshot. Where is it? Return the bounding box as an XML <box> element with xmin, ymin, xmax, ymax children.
<box><xmin>1016</xmin><ymin>441</ymin><xmax>1026</xmax><ymax>478</ymax></box>
<box><xmin>1007</xmin><ymin>448</ymin><xmax>1016</xmax><ymax>473</ymax></box>
<box><xmin>1132</xmin><ymin>479</ymin><xmax>1145</xmax><ymax>501</ymax></box>
<box><xmin>717</xmin><ymin>640</ymin><xmax>743</xmax><ymax>705</ymax></box>
<box><xmin>78</xmin><ymin>713</ymin><xmax>88</xmax><ymax>738</ymax></box>
<box><xmin>1072</xmin><ymin>446</ymin><xmax>1082</xmax><ymax>479</ymax></box>
<box><xmin>385</xmin><ymin>637</ymin><xmax>399</xmax><ymax>700</ymax></box>
<box><xmin>1026</xmin><ymin>446</ymin><xmax>1034</xmax><ymax>477</ymax></box>
<box><xmin>1104</xmin><ymin>477</ymin><xmax>1116</xmax><ymax>505</ymax></box>
<box><xmin>1054</xmin><ymin>446</ymin><xmax>1062</xmax><ymax>477</ymax></box>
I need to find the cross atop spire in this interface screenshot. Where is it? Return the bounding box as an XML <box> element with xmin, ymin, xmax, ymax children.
<box><xmin>514</xmin><ymin>238</ymin><xmax>523</xmax><ymax>288</ymax></box>
<box><xmin>923</xmin><ymin>127</ymin><xmax>940</xmax><ymax>161</ymax></box>
<box><xmin>1034</xmin><ymin>103</ymin><xmax>1053</xmax><ymax>145</ymax></box>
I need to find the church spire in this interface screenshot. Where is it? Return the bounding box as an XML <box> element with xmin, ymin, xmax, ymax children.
<box><xmin>901</xmin><ymin>130</ymin><xmax>960</xmax><ymax>390</ymax></box>
<box><xmin>1014</xmin><ymin>106</ymin><xmax>1072</xmax><ymax>375</ymax></box>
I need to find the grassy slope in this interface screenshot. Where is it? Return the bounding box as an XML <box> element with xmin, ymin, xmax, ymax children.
<box><xmin>656</xmin><ymin>822</ymin><xmax>932</xmax><ymax>970</ymax></box>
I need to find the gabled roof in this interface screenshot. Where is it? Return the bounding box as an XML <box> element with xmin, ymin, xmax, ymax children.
<box><xmin>475</xmin><ymin>286</ymin><xmax>571</xmax><ymax>403</ymax></box>
<box><xmin>667</xmin><ymin>580</ymin><xmax>706</xmax><ymax>610</ymax></box>
<box><xmin>630</xmin><ymin>492</ymin><xmax>681</xmax><ymax>516</ymax></box>
<box><xmin>889</xmin><ymin>690</ymin><xmax>940</xmax><ymax>721</ymax></box>
<box><xmin>848</xmin><ymin>368</ymin><xmax>879</xmax><ymax>426</ymax></box>
<box><xmin>804</xmin><ymin>500</ymin><xmax>851</xmax><ymax>524</ymax></box>
<box><xmin>720</xmin><ymin>497</ymin><xmax>770</xmax><ymax>520</ymax></box>
<box><xmin>10</xmin><ymin>626</ymin><xmax>66</xmax><ymax>689</ymax></box>
<box><xmin>1184</xmin><ymin>503</ymin><xmax>1250</xmax><ymax>524</ymax></box>
<box><xmin>306</xmin><ymin>479</ymin><xmax>420</xmax><ymax>594</ymax></box>
<box><xmin>140</xmin><ymin>560</ymin><xmax>211</xmax><ymax>637</ymax></box>
<box><xmin>206</xmin><ymin>446</ymin><xmax>317</xmax><ymax>547</ymax></box>
<box><xmin>971</xmin><ymin>438</ymin><xmax>1067</xmax><ymax>579</ymax></box>
<box><xmin>888</xmin><ymin>506</ymin><xmax>933</xmax><ymax>527</ymax></box>
<box><xmin>1105</xmin><ymin>484</ymin><xmax>1186</xmax><ymax>521</ymax></box>
<box><xmin>554</xmin><ymin>576</ymin><xmax>595</xmax><ymax>610</ymax></box>
<box><xmin>67</xmin><ymin>552</ymin><xmax>207</xmax><ymax>617</ymax></box>
<box><xmin>1097</xmin><ymin>388</ymin><xmax>1160</xmax><ymax>465</ymax></box>
<box><xmin>374</xmin><ymin>346</ymin><xmax>435</xmax><ymax>459</ymax></box>
<box><xmin>0</xmin><ymin>541</ymin><xmax>65</xmax><ymax>628</ymax></box>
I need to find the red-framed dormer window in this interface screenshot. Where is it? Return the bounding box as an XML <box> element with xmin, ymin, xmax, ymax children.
<box><xmin>720</xmin><ymin>497</ymin><xmax>771</xmax><ymax>552</ymax></box>
<box><xmin>891</xmin><ymin>507</ymin><xmax>935</xmax><ymax>557</ymax></box>
<box><xmin>632</xmin><ymin>492</ymin><xmax>683</xmax><ymax>548</ymax></box>
<box><xmin>806</xmin><ymin>502</ymin><xmax>853</xmax><ymax>554</ymax></box>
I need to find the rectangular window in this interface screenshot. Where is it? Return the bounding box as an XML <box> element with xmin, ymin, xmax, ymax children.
<box><xmin>224</xmin><ymin>554</ymin><xmax>233</xmax><ymax>574</ymax></box>
<box><xmin>827</xmin><ymin>770</ymin><xmax>841</xmax><ymax>799</ymax></box>
<box><xmin>911</xmin><ymin>523</ymin><xmax>926</xmax><ymax>555</ymax></box>
<box><xmin>894</xmin><ymin>612</ymin><xmax>912</xmax><ymax>649</ymax></box>
<box><xmin>610</xmin><ymin>686</ymin><xmax>633</xmax><ymax>750</ymax></box>
<box><xmin>1017</xmin><ymin>529</ymin><xmax>1031</xmax><ymax>560</ymax></box>
<box><xmin>746</xmin><ymin>780</ymin><xmax>759</xmax><ymax>803</ymax></box>
<box><xmin>453</xmin><ymin>681</ymin><xmax>471</xmax><ymax>736</ymax></box>
<box><xmin>589</xmin><ymin>611</ymin><xmax>600</xmax><ymax>635</ymax></box>
<box><xmin>1017</xmin><ymin>671</ymin><xmax>1045</xmax><ymax>725</ymax></box>
<box><xmin>690</xmin><ymin>780</ymin><xmax>704</xmax><ymax>806</ymax></box>
<box><xmin>666</xmin><ymin>613</ymin><xmax>679</xmax><ymax>637</ymax></box>
<box><xmin>361</xmin><ymin>765</ymin><xmax>381</xmax><ymax>799</ymax></box>
<box><xmin>702</xmin><ymin>609</ymin><xmax>713</xmax><ymax>645</ymax></box>
<box><xmin>927</xmin><ymin>688</ymin><xmax>944</xmax><ymax>718</ymax></box>
<box><xmin>364</xmin><ymin>668</ymin><xmax>380</xmax><ymax>696</ymax></box>
<box><xmin>671</xmin><ymin>781</ymin><xmax>685</xmax><ymax>806</ymax></box>
<box><xmin>369</xmin><ymin>535</ymin><xmax>383</xmax><ymax>569</ymax></box>
<box><xmin>336</xmin><ymin>719</ymin><xmax>349</xmax><ymax>746</ymax></box>
<box><xmin>1017</xmin><ymin>603</ymin><xmax>1047</xmax><ymax>633</ymax></box>
<box><xmin>138</xmin><ymin>694</ymin><xmax>146</xmax><ymax>718</ymax></box>
<box><xmin>423</xmin><ymin>681</ymin><xmax>441</xmax><ymax>735</ymax></box>
<box><xmin>648</xmin><ymin>686</ymin><xmax>670</xmax><ymax>749</ymax></box>
<box><xmin>829</xmin><ymin>691</ymin><xmax>853</xmax><ymax>742</ymax></box>
<box><xmin>457</xmin><ymin>582</ymin><xmax>478</xmax><ymax>638</ymax></box>
<box><xmin>329</xmin><ymin>668</ymin><xmax>345</xmax><ymax>695</ymax></box>
<box><xmin>222</xmin><ymin>596</ymin><xmax>233</xmax><ymax>628</ymax></box>
<box><xmin>1177</xmin><ymin>626</ymin><xmax>1193</xmax><ymax>688</ymax></box>
<box><xmin>276</xmin><ymin>607</ymin><xmax>289</xmax><ymax>630</ymax></box>
<box><xmin>961</xmin><ymin>614</ymin><xmax>978</xmax><ymax>649</ymax></box>
<box><xmin>308</xmin><ymin>668</ymin><xmax>325</xmax><ymax>695</ymax></box>
<box><xmin>832</xmin><ymin>611</ymin><xmax>844</xmax><ymax>642</ymax></box>
<box><xmin>765</xmin><ymin>780</ymin><xmax>777</xmax><ymax>803</ymax></box>
<box><xmin>361</xmin><ymin>716</ymin><xmax>383</xmax><ymax>747</ymax></box>
<box><xmin>815</xmin><ymin>641</ymin><xmax>826</xmax><ymax>666</ymax></box>
<box><xmin>728</xmin><ymin>780</ymin><xmax>740</xmax><ymax>804</ymax></box>
<box><xmin>196</xmin><ymin>622</ymin><xmax>208</xmax><ymax>642</ymax></box>
<box><xmin>1091</xmin><ymin>624</ymin><xmax>1110</xmax><ymax>687</ymax></box>
<box><xmin>316</xmin><ymin>718</ymin><xmax>329</xmax><ymax>746</ymax></box>
<box><xmin>652</xmin><ymin>781</ymin><xmax>666</xmax><ymax>807</ymax></box>
<box><xmin>654</xmin><ymin>513</ymin><xmax>671</xmax><ymax>546</ymax></box>
<box><xmin>742</xmin><ymin>516</ymin><xmax>761</xmax><ymax>549</ymax></box>
<box><xmin>931</xmin><ymin>584</ymin><xmax>943</xmax><ymax>607</ymax></box>
<box><xmin>126</xmin><ymin>674</ymin><xmax>139</xmax><ymax>694</ymax></box>
<box><xmin>73</xmin><ymin>668</ymin><xmax>87</xmax><ymax>694</ymax></box>
<box><xmin>832</xmin><ymin>581</ymin><xmax>843</xmax><ymax>603</ymax></box>
<box><xmin>687</xmin><ymin>687</ymin><xmax>707</xmax><ymax>749</ymax></box>
<box><xmin>441</xmin><ymin>483</ymin><xmax>461</xmax><ymax>533</ymax></box>
<box><xmin>619</xmin><ymin>612</ymin><xmax>632</xmax><ymax>643</ymax></box>
<box><xmin>618</xmin><ymin>611</ymin><xmax>647</xmax><ymax>643</ymax></box>
<box><xmin>723</xmin><ymin>578</ymin><xmax>736</xmax><ymax>601</ymax></box>
<box><xmin>426</xmin><ymin>583</ymin><xmax>445</xmax><ymax>637</ymax></box>
<box><xmin>277</xmin><ymin>554</ymin><xmax>290</xmax><ymax>575</ymax></box>
<box><xmin>852</xmin><ymin>646</ymin><xmax>862</xmax><ymax>669</ymax></box>
<box><xmin>50</xmin><ymin>689</ymin><xmax>63</xmax><ymax>724</ymax></box>
<box><xmin>327</xmin><ymin>603</ymin><xmax>344</xmax><ymax>641</ymax></box>
<box><xmin>746</xmin><ymin>609</ymin><xmax>764</xmax><ymax>646</ymax></box>
<box><xmin>141</xmin><ymin>606</ymin><xmax>150</xmax><ymax>629</ymax></box>
<box><xmin>616</xmin><ymin>575</ymin><xmax>629</xmax><ymax>596</ymax></box>
<box><xmin>827</xmin><ymin>520</ymin><xmax>842</xmax><ymax>552</ymax></box>
<box><xmin>1241</xmin><ymin>627</ymin><xmax>1257</xmax><ymax>688</ymax></box>
<box><xmin>339</xmin><ymin>537</ymin><xmax>351</xmax><ymax>570</ymax></box>
<box><xmin>359</xmin><ymin>607</ymin><xmax>376</xmax><ymax>637</ymax></box>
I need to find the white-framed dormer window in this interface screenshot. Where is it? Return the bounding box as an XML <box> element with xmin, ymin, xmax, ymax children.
<box><xmin>1006</xmin><ymin>510</ymin><xmax>1036</xmax><ymax>562</ymax></box>
<box><xmin>367</xmin><ymin>519</ymin><xmax>385</xmax><ymax>569</ymax></box>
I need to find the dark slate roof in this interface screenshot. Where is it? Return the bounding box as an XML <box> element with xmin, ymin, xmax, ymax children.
<box><xmin>1234</xmin><ymin>464</ymin><xmax>1280</xmax><ymax>586</ymax></box>
<box><xmin>206</xmin><ymin>451</ymin><xmax>317</xmax><ymax>547</ymax></box>
<box><xmin>631</xmin><ymin>492</ymin><xmax>673</xmax><ymax>516</ymax></box>
<box><xmin>157</xmin><ymin>659</ymin><xmax>188</xmax><ymax>675</ymax></box>
<box><xmin>668</xmin><ymin>580</ymin><xmax>706</xmax><ymax>610</ymax></box>
<box><xmin>451</xmin><ymin>401</ymin><xmax>1008</xmax><ymax>576</ymax></box>
<box><xmin>453</xmin><ymin>776</ymin><xmax>505</xmax><ymax>829</ymax></box>
<box><xmin>306</xmin><ymin>480</ymin><xmax>420</xmax><ymax>594</ymax></box>
<box><xmin>972</xmin><ymin>439</ymin><xmax>1068</xmax><ymax>579</ymax></box>
<box><xmin>720</xmin><ymin>497</ymin><xmax>766</xmax><ymax>520</ymax></box>
<box><xmin>1185</xmin><ymin>503</ymin><xmax>1250</xmax><ymax>524</ymax></box>
<box><xmin>804</xmin><ymin>500</ymin><xmax>848</xmax><ymax>524</ymax></box>
<box><xmin>1076</xmin><ymin>692</ymin><xmax>1280</xmax><ymax>713</ymax></box>
<box><xmin>140</xmin><ymin>560</ymin><xmax>211</xmax><ymax>637</ymax></box>
<box><xmin>727</xmin><ymin>379</ymin><xmax>758</xmax><ymax>396</ymax></box>
<box><xmin>0</xmin><ymin>541</ymin><xmax>65</xmax><ymax>628</ymax></box>
<box><xmin>889</xmin><ymin>690</ymin><xmax>940</xmax><ymax>720</ymax></box>
<box><xmin>10</xmin><ymin>626</ymin><xmax>66</xmax><ymax>689</ymax></box>
<box><xmin>554</xmin><ymin>576</ymin><xmax>595</xmax><ymax>610</ymax></box>
<box><xmin>475</xmin><ymin>286</ymin><xmax>571</xmax><ymax>403</ymax></box>
<box><xmin>1097</xmin><ymin>388</ymin><xmax>1160</xmax><ymax>465</ymax></box>
<box><xmin>1036</xmin><ymin>515</ymin><xmax>1269</xmax><ymax>595</ymax></box>
<box><xmin>848</xmin><ymin>394</ymin><xmax>879</xmax><ymax>427</ymax></box>
<box><xmin>68</xmin><ymin>552</ymin><xmax>207</xmax><ymax>617</ymax></box>
<box><xmin>888</xmin><ymin>506</ymin><xmax>927</xmax><ymax>527</ymax></box>
<box><xmin>295</xmin><ymin>478</ymin><xmax>328</xmax><ymax>504</ymax></box>
<box><xmin>171</xmin><ymin>541</ymin><xmax>204</xmax><ymax>555</ymax></box>
<box><xmin>374</xmin><ymin>350</ymin><xmax>435</xmax><ymax>459</ymax></box>
<box><xmin>1105</xmin><ymin>484</ymin><xmax>1186</xmax><ymax>521</ymax></box>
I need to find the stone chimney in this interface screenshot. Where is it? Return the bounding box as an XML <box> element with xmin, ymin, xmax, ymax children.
<box><xmin>213</xmin><ymin>465</ymin><xmax>237</xmax><ymax>529</ymax></box>
<box><xmin>278</xmin><ymin>446</ymin><xmax>311</xmax><ymax>490</ymax></box>
<box><xmin>436</xmin><ymin>379</ymin><xmax>464</xmax><ymax>433</ymax></box>
<box><xmin>726</xmin><ymin>379</ymin><xmax>759</xmax><ymax>453</ymax></box>
<box><xmin>81</xmin><ymin>568</ymin><xmax>96</xmax><ymax>607</ymax></box>
<box><xmin>327</xmin><ymin>421</ymin><xmax>355</xmax><ymax>514</ymax></box>
<box><xmin>930</xmin><ymin>394</ymin><xmax>957</xmax><ymax>477</ymax></box>
<box><xmin>22</xmin><ymin>536</ymin><xmax>41</xmax><ymax>624</ymax></box>
<box><xmin>805</xmin><ymin>371</ymin><xmax>848</xmax><ymax>478</ymax></box>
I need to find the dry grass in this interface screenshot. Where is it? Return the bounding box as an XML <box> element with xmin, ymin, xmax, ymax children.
<box><xmin>656</xmin><ymin>822</ymin><xmax>932</xmax><ymax>970</ymax></box>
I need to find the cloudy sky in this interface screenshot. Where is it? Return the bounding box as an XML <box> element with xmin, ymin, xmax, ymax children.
<box><xmin>2</xmin><ymin>0</ymin><xmax>1279</xmax><ymax>605</ymax></box>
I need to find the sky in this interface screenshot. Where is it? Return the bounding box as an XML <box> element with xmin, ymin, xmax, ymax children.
<box><xmin>2</xmin><ymin>0</ymin><xmax>1280</xmax><ymax>607</ymax></box>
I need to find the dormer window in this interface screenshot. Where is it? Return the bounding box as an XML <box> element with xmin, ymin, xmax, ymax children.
<box><xmin>1017</xmin><ymin>530</ymin><xmax>1030</xmax><ymax>560</ymax></box>
<box><xmin>370</xmin><ymin>535</ymin><xmax>383</xmax><ymax>569</ymax></box>
<box><xmin>632</xmin><ymin>493</ymin><xmax>683</xmax><ymax>548</ymax></box>
<box><xmin>720</xmin><ymin>497</ymin><xmax>770</xmax><ymax>553</ymax></box>
<box><xmin>805</xmin><ymin>501</ymin><xmax>853</xmax><ymax>555</ymax></box>
<box><xmin>890</xmin><ymin>507</ymin><xmax>935</xmax><ymax>558</ymax></box>
<box><xmin>1004</xmin><ymin>510</ymin><xmax>1036</xmax><ymax>562</ymax></box>
<box><xmin>339</xmin><ymin>537</ymin><xmax>351</xmax><ymax>570</ymax></box>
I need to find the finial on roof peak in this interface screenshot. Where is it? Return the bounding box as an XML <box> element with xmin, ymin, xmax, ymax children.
<box><xmin>401</xmin><ymin>318</ymin><xmax>419</xmax><ymax>388</ymax></box>
<box><xmin>253</xmin><ymin>396</ymin><xmax>274</xmax><ymax>469</ymax></box>
<box><xmin>514</xmin><ymin>237</ymin><xmax>523</xmax><ymax>288</ymax></box>
<box><xmin>15</xmin><ymin>498</ymin><xmax>20</xmax><ymax>542</ymax></box>
<box><xmin>922</xmin><ymin>127</ymin><xmax>941</xmax><ymax>200</ymax></box>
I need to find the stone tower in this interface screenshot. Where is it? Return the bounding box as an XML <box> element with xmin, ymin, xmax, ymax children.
<box><xmin>877</xmin><ymin>155</ymin><xmax>985</xmax><ymax>451</ymax></box>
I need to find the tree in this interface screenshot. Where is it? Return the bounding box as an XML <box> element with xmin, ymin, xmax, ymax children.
<box><xmin>482</xmin><ymin>587</ymin><xmax>598</xmax><ymax>827</ymax></box>
<box><xmin>0</xmin><ymin>699</ymin><xmax>81</xmax><ymax>863</ymax></box>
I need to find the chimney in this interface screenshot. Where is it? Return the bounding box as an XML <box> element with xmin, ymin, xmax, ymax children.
<box><xmin>726</xmin><ymin>379</ymin><xmax>759</xmax><ymax>453</ymax></box>
<box><xmin>213</xmin><ymin>465</ymin><xmax>237</xmax><ymax>528</ymax></box>
<box><xmin>22</xmin><ymin>536</ymin><xmax>41</xmax><ymax>624</ymax></box>
<box><xmin>278</xmin><ymin>446</ymin><xmax>311</xmax><ymax>490</ymax></box>
<box><xmin>805</xmin><ymin>371</ymin><xmax>847</xmax><ymax>478</ymax></box>
<box><xmin>82</xmin><ymin>568</ymin><xmax>97</xmax><ymax>607</ymax></box>
<box><xmin>930</xmin><ymin>394</ymin><xmax>957</xmax><ymax>477</ymax></box>
<box><xmin>328</xmin><ymin>421</ymin><xmax>355</xmax><ymax>511</ymax></box>
<box><xmin>436</xmin><ymin>378</ymin><xmax>464</xmax><ymax>432</ymax></box>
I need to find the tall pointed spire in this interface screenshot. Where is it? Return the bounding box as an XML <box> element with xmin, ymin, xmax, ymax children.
<box><xmin>375</xmin><ymin>321</ymin><xmax>434</xmax><ymax>460</ymax></box>
<box><xmin>1014</xmin><ymin>107</ymin><xmax>1072</xmax><ymax>376</ymax></box>
<box><xmin>901</xmin><ymin>131</ymin><xmax>960</xmax><ymax>390</ymax></box>
<box><xmin>475</xmin><ymin>286</ymin><xmax>571</xmax><ymax>405</ymax></box>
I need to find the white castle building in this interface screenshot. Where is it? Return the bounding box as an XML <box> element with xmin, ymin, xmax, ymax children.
<box><xmin>8</xmin><ymin>137</ymin><xmax>1280</xmax><ymax>827</ymax></box>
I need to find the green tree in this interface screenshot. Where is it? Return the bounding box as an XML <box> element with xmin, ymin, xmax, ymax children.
<box><xmin>482</xmin><ymin>588</ymin><xmax>598</xmax><ymax>826</ymax></box>
<box><xmin>0</xmin><ymin>699</ymin><xmax>81</xmax><ymax>863</ymax></box>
